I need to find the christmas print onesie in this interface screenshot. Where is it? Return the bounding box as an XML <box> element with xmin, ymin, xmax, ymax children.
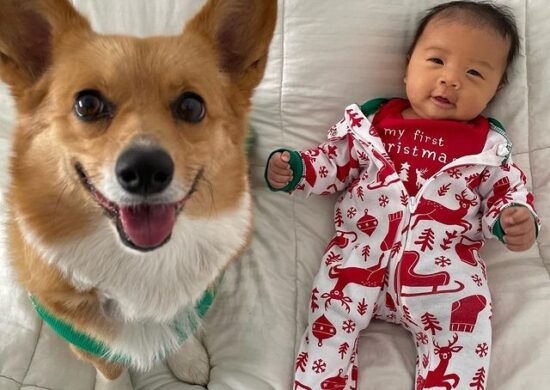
<box><xmin>266</xmin><ymin>98</ymin><xmax>540</xmax><ymax>390</ymax></box>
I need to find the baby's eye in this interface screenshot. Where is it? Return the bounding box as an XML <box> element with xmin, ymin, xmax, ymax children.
<box><xmin>467</xmin><ymin>69</ymin><xmax>484</xmax><ymax>78</ymax></box>
<box><xmin>428</xmin><ymin>57</ymin><xmax>444</xmax><ymax>65</ymax></box>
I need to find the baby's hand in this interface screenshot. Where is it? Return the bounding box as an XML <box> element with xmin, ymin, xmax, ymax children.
<box><xmin>500</xmin><ymin>206</ymin><xmax>536</xmax><ymax>251</ymax></box>
<box><xmin>267</xmin><ymin>151</ymin><xmax>293</xmax><ymax>189</ymax></box>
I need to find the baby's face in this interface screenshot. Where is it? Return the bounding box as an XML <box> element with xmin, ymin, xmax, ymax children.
<box><xmin>404</xmin><ymin>19</ymin><xmax>511</xmax><ymax>121</ymax></box>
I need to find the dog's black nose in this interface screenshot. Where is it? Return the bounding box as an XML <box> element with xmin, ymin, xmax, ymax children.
<box><xmin>115</xmin><ymin>147</ymin><xmax>174</xmax><ymax>195</ymax></box>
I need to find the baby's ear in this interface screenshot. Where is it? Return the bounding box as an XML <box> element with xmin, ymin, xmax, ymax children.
<box><xmin>185</xmin><ymin>0</ymin><xmax>277</xmax><ymax>98</ymax></box>
<box><xmin>0</xmin><ymin>0</ymin><xmax>91</xmax><ymax>94</ymax></box>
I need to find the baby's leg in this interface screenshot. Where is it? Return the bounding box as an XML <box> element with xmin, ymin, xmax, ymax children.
<box><xmin>406</xmin><ymin>287</ymin><xmax>492</xmax><ymax>390</ymax></box>
<box><xmin>294</xmin><ymin>252</ymin><xmax>386</xmax><ymax>390</ymax></box>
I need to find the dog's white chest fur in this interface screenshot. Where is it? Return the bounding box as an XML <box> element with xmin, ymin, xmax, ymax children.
<box><xmin>21</xmin><ymin>191</ymin><xmax>251</xmax><ymax>368</ymax></box>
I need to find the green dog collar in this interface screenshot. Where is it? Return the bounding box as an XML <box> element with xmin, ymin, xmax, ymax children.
<box><xmin>29</xmin><ymin>276</ymin><xmax>222</xmax><ymax>364</ymax></box>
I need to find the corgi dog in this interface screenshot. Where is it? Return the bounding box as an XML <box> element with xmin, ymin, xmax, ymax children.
<box><xmin>0</xmin><ymin>0</ymin><xmax>276</xmax><ymax>383</ymax></box>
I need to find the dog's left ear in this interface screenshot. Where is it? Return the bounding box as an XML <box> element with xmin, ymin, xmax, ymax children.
<box><xmin>186</xmin><ymin>0</ymin><xmax>277</xmax><ymax>97</ymax></box>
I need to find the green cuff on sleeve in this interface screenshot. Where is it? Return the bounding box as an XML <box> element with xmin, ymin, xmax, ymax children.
<box><xmin>493</xmin><ymin>205</ymin><xmax>540</xmax><ymax>243</ymax></box>
<box><xmin>265</xmin><ymin>148</ymin><xmax>303</xmax><ymax>192</ymax></box>
<box><xmin>493</xmin><ymin>218</ymin><xmax>506</xmax><ymax>243</ymax></box>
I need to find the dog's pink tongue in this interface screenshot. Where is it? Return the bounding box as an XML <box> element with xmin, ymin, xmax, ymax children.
<box><xmin>119</xmin><ymin>205</ymin><xmax>176</xmax><ymax>249</ymax></box>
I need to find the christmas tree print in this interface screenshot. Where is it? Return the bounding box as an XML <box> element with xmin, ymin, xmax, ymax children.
<box><xmin>311</xmin><ymin>288</ymin><xmax>319</xmax><ymax>312</ymax></box>
<box><xmin>339</xmin><ymin>342</ymin><xmax>349</xmax><ymax>359</ymax></box>
<box><xmin>438</xmin><ymin>183</ymin><xmax>451</xmax><ymax>196</ymax></box>
<box><xmin>295</xmin><ymin>352</ymin><xmax>308</xmax><ymax>372</ymax></box>
<box><xmin>399</xmin><ymin>161</ymin><xmax>411</xmax><ymax>182</ymax></box>
<box><xmin>421</xmin><ymin>353</ymin><xmax>430</xmax><ymax>369</ymax></box>
<box><xmin>400</xmin><ymin>190</ymin><xmax>409</xmax><ymax>206</ymax></box>
<box><xmin>358</xmin><ymin>150</ymin><xmax>369</xmax><ymax>162</ymax></box>
<box><xmin>469</xmin><ymin>367</ymin><xmax>486</xmax><ymax>390</ymax></box>
<box><xmin>335</xmin><ymin>208</ymin><xmax>344</xmax><ymax>227</ymax></box>
<box><xmin>357</xmin><ymin>298</ymin><xmax>368</xmax><ymax>316</ymax></box>
<box><xmin>402</xmin><ymin>305</ymin><xmax>417</xmax><ymax>326</ymax></box>
<box><xmin>362</xmin><ymin>245</ymin><xmax>370</xmax><ymax>261</ymax></box>
<box><xmin>357</xmin><ymin>186</ymin><xmax>365</xmax><ymax>201</ymax></box>
<box><xmin>390</xmin><ymin>241</ymin><xmax>402</xmax><ymax>259</ymax></box>
<box><xmin>415</xmin><ymin>228</ymin><xmax>435</xmax><ymax>252</ymax></box>
<box><xmin>421</xmin><ymin>312</ymin><xmax>442</xmax><ymax>335</ymax></box>
<box><xmin>440</xmin><ymin>230</ymin><xmax>458</xmax><ymax>250</ymax></box>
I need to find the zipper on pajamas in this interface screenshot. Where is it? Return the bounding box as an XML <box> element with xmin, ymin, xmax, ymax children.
<box><xmin>408</xmin><ymin>196</ymin><xmax>416</xmax><ymax>213</ymax></box>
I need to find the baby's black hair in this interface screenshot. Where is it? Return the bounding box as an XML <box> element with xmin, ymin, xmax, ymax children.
<box><xmin>408</xmin><ymin>1</ymin><xmax>520</xmax><ymax>85</ymax></box>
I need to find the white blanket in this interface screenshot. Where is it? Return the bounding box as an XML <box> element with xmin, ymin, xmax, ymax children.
<box><xmin>1</xmin><ymin>1</ymin><xmax>549</xmax><ymax>389</ymax></box>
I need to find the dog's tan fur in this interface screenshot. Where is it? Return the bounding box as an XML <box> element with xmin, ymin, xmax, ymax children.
<box><xmin>0</xmin><ymin>0</ymin><xmax>276</xmax><ymax>381</ymax></box>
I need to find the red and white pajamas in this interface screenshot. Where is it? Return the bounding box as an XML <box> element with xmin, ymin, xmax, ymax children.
<box><xmin>270</xmin><ymin>100</ymin><xmax>540</xmax><ymax>390</ymax></box>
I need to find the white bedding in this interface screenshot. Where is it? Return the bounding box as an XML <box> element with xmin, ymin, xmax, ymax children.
<box><xmin>1</xmin><ymin>1</ymin><xmax>549</xmax><ymax>389</ymax></box>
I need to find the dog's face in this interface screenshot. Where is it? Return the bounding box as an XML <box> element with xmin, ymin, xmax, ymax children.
<box><xmin>28</xmin><ymin>33</ymin><xmax>248</xmax><ymax>252</ymax></box>
<box><xmin>0</xmin><ymin>0</ymin><xmax>276</xmax><ymax>253</ymax></box>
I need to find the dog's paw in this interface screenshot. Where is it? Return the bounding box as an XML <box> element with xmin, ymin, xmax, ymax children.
<box><xmin>167</xmin><ymin>336</ymin><xmax>210</xmax><ymax>385</ymax></box>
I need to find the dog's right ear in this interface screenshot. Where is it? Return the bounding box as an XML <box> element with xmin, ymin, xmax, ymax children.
<box><xmin>0</xmin><ymin>0</ymin><xmax>91</xmax><ymax>95</ymax></box>
<box><xmin>186</xmin><ymin>0</ymin><xmax>277</xmax><ymax>98</ymax></box>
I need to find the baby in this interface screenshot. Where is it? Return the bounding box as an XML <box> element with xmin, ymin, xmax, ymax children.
<box><xmin>266</xmin><ymin>2</ymin><xmax>540</xmax><ymax>389</ymax></box>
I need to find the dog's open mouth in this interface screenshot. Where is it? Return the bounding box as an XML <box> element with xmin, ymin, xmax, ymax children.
<box><xmin>75</xmin><ymin>163</ymin><xmax>201</xmax><ymax>252</ymax></box>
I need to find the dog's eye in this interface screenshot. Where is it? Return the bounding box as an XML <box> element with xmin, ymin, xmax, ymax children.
<box><xmin>74</xmin><ymin>90</ymin><xmax>110</xmax><ymax>121</ymax></box>
<box><xmin>172</xmin><ymin>92</ymin><xmax>206</xmax><ymax>123</ymax></box>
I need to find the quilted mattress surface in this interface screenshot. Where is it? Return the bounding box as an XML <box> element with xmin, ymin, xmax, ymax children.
<box><xmin>1</xmin><ymin>1</ymin><xmax>549</xmax><ymax>389</ymax></box>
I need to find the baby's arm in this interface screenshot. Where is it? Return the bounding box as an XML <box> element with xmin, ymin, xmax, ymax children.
<box><xmin>479</xmin><ymin>161</ymin><xmax>540</xmax><ymax>251</ymax></box>
<box><xmin>264</xmin><ymin>133</ymin><xmax>366</xmax><ymax>196</ymax></box>
<box><xmin>265</xmin><ymin>106</ymin><xmax>373</xmax><ymax>195</ymax></box>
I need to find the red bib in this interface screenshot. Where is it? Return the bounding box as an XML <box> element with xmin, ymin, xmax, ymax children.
<box><xmin>373</xmin><ymin>98</ymin><xmax>489</xmax><ymax>196</ymax></box>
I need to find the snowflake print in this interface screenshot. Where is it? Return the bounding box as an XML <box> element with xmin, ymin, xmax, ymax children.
<box><xmin>472</xmin><ymin>274</ymin><xmax>483</xmax><ymax>286</ymax></box>
<box><xmin>312</xmin><ymin>359</ymin><xmax>327</xmax><ymax>373</ymax></box>
<box><xmin>342</xmin><ymin>319</ymin><xmax>356</xmax><ymax>334</ymax></box>
<box><xmin>325</xmin><ymin>144</ymin><xmax>338</xmax><ymax>159</ymax></box>
<box><xmin>416</xmin><ymin>332</ymin><xmax>429</xmax><ymax>345</ymax></box>
<box><xmin>447</xmin><ymin>168</ymin><xmax>462</xmax><ymax>179</ymax></box>
<box><xmin>435</xmin><ymin>256</ymin><xmax>451</xmax><ymax>268</ymax></box>
<box><xmin>347</xmin><ymin>207</ymin><xmax>357</xmax><ymax>219</ymax></box>
<box><xmin>378</xmin><ymin>195</ymin><xmax>389</xmax><ymax>207</ymax></box>
<box><xmin>476</xmin><ymin>342</ymin><xmax>489</xmax><ymax>357</ymax></box>
<box><xmin>319</xmin><ymin>166</ymin><xmax>328</xmax><ymax>178</ymax></box>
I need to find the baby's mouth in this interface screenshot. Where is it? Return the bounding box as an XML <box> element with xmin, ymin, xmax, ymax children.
<box><xmin>431</xmin><ymin>95</ymin><xmax>455</xmax><ymax>107</ymax></box>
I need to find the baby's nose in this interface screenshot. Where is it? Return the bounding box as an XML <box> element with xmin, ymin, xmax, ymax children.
<box><xmin>439</xmin><ymin>72</ymin><xmax>461</xmax><ymax>89</ymax></box>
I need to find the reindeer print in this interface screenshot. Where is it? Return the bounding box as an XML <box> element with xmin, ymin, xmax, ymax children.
<box><xmin>411</xmin><ymin>190</ymin><xmax>478</xmax><ymax>232</ymax></box>
<box><xmin>416</xmin><ymin>168</ymin><xmax>428</xmax><ymax>189</ymax></box>
<box><xmin>418</xmin><ymin>334</ymin><xmax>463</xmax><ymax>390</ymax></box>
<box><xmin>322</xmin><ymin>254</ymin><xmax>386</xmax><ymax>313</ymax></box>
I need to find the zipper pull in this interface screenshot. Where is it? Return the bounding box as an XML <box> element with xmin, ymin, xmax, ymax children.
<box><xmin>408</xmin><ymin>196</ymin><xmax>416</xmax><ymax>213</ymax></box>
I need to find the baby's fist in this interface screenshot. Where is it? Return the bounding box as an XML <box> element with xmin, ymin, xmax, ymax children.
<box><xmin>267</xmin><ymin>151</ymin><xmax>293</xmax><ymax>189</ymax></box>
<box><xmin>500</xmin><ymin>206</ymin><xmax>536</xmax><ymax>251</ymax></box>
